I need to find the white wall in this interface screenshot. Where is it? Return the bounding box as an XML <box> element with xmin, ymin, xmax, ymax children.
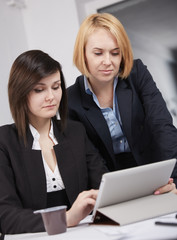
<box><xmin>75</xmin><ymin>0</ymin><xmax>120</xmax><ymax>24</ymax></box>
<box><xmin>0</xmin><ymin>0</ymin><xmax>28</xmax><ymax>125</ymax></box>
<box><xmin>0</xmin><ymin>0</ymin><xmax>80</xmax><ymax>125</ymax></box>
<box><xmin>21</xmin><ymin>0</ymin><xmax>80</xmax><ymax>86</ymax></box>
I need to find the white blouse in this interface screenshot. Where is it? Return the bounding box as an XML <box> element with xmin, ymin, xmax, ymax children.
<box><xmin>29</xmin><ymin>121</ymin><xmax>65</xmax><ymax>192</ymax></box>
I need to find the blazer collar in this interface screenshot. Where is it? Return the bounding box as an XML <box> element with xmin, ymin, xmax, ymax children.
<box><xmin>21</xmin><ymin>139</ymin><xmax>47</xmax><ymax>209</ymax></box>
<box><xmin>21</xmin><ymin>120</ymin><xmax>80</xmax><ymax>207</ymax></box>
<box><xmin>53</xmin><ymin>120</ymin><xmax>80</xmax><ymax>204</ymax></box>
<box><xmin>20</xmin><ymin>121</ymin><xmax>63</xmax><ymax>209</ymax></box>
<box><xmin>78</xmin><ymin>77</ymin><xmax>115</xmax><ymax>161</ymax></box>
<box><xmin>116</xmin><ymin>78</ymin><xmax>132</xmax><ymax>145</ymax></box>
<box><xmin>78</xmin><ymin>76</ymin><xmax>133</xmax><ymax>158</ymax></box>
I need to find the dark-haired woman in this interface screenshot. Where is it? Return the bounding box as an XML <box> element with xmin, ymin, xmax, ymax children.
<box><xmin>0</xmin><ymin>50</ymin><xmax>107</xmax><ymax>234</ymax></box>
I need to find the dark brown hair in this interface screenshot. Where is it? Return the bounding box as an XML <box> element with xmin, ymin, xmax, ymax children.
<box><xmin>8</xmin><ymin>50</ymin><xmax>67</xmax><ymax>143</ymax></box>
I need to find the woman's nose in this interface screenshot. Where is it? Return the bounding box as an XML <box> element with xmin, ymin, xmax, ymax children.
<box><xmin>45</xmin><ymin>90</ymin><xmax>54</xmax><ymax>101</ymax></box>
<box><xmin>103</xmin><ymin>54</ymin><xmax>111</xmax><ymax>65</ymax></box>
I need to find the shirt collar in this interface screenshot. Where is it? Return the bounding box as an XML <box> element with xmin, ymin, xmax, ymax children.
<box><xmin>84</xmin><ymin>75</ymin><xmax>93</xmax><ymax>95</ymax></box>
<box><xmin>29</xmin><ymin>120</ymin><xmax>57</xmax><ymax>150</ymax></box>
<box><xmin>29</xmin><ymin>124</ymin><xmax>40</xmax><ymax>142</ymax></box>
<box><xmin>84</xmin><ymin>75</ymin><xmax>118</xmax><ymax>95</ymax></box>
<box><xmin>84</xmin><ymin>76</ymin><xmax>118</xmax><ymax>113</ymax></box>
<box><xmin>48</xmin><ymin>120</ymin><xmax>56</xmax><ymax>141</ymax></box>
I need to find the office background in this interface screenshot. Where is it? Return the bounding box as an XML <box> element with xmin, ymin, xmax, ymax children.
<box><xmin>0</xmin><ymin>0</ymin><xmax>177</xmax><ymax>126</ymax></box>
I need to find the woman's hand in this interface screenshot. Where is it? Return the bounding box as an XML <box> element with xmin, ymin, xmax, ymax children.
<box><xmin>154</xmin><ymin>178</ymin><xmax>177</xmax><ymax>195</ymax></box>
<box><xmin>66</xmin><ymin>189</ymin><xmax>98</xmax><ymax>227</ymax></box>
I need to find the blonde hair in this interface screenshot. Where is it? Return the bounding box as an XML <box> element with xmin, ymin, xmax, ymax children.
<box><xmin>73</xmin><ymin>13</ymin><xmax>133</xmax><ymax>79</ymax></box>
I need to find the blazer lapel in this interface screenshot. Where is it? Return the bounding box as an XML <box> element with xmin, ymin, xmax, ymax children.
<box><xmin>53</xmin><ymin>121</ymin><xmax>80</xmax><ymax>204</ymax></box>
<box><xmin>117</xmin><ymin>79</ymin><xmax>132</xmax><ymax>146</ymax></box>
<box><xmin>21</xmin><ymin>129</ymin><xmax>47</xmax><ymax>209</ymax></box>
<box><xmin>80</xmin><ymin>80</ymin><xmax>115</xmax><ymax>161</ymax></box>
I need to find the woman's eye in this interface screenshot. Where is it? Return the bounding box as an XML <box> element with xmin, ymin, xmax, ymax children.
<box><xmin>94</xmin><ymin>52</ymin><xmax>102</xmax><ymax>56</ymax></box>
<box><xmin>34</xmin><ymin>89</ymin><xmax>43</xmax><ymax>93</ymax></box>
<box><xmin>112</xmin><ymin>52</ymin><xmax>119</xmax><ymax>56</ymax></box>
<box><xmin>53</xmin><ymin>85</ymin><xmax>60</xmax><ymax>90</ymax></box>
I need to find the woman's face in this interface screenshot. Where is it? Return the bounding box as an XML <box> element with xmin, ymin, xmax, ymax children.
<box><xmin>85</xmin><ymin>28</ymin><xmax>122</xmax><ymax>86</ymax></box>
<box><xmin>27</xmin><ymin>71</ymin><xmax>62</xmax><ymax>123</ymax></box>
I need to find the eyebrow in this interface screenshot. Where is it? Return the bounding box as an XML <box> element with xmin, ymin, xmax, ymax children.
<box><xmin>93</xmin><ymin>47</ymin><xmax>120</xmax><ymax>51</ymax></box>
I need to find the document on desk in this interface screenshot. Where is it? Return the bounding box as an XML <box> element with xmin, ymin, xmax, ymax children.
<box><xmin>92</xmin><ymin>158</ymin><xmax>177</xmax><ymax>225</ymax></box>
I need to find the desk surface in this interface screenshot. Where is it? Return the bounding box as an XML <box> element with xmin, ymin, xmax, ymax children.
<box><xmin>4</xmin><ymin>213</ymin><xmax>177</xmax><ymax>240</ymax></box>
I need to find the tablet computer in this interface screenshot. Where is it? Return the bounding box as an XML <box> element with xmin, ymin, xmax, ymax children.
<box><xmin>92</xmin><ymin>158</ymin><xmax>176</xmax><ymax>220</ymax></box>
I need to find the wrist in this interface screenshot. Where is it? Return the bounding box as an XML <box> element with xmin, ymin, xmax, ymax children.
<box><xmin>66</xmin><ymin>210</ymin><xmax>78</xmax><ymax>227</ymax></box>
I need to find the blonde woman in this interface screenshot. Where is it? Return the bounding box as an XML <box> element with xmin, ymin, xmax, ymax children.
<box><xmin>67</xmin><ymin>13</ymin><xmax>177</xmax><ymax>187</ymax></box>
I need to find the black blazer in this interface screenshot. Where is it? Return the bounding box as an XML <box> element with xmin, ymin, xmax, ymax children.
<box><xmin>0</xmin><ymin>119</ymin><xmax>107</xmax><ymax>234</ymax></box>
<box><xmin>67</xmin><ymin>59</ymin><xmax>177</xmax><ymax>183</ymax></box>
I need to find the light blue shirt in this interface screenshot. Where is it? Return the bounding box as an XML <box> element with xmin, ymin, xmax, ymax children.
<box><xmin>84</xmin><ymin>76</ymin><xmax>130</xmax><ymax>154</ymax></box>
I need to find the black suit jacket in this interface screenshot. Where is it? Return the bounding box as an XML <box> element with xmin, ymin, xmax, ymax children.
<box><xmin>67</xmin><ymin>59</ymin><xmax>177</xmax><ymax>182</ymax></box>
<box><xmin>0</xmin><ymin>119</ymin><xmax>107</xmax><ymax>234</ymax></box>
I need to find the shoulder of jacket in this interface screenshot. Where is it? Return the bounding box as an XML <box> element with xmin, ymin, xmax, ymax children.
<box><xmin>0</xmin><ymin>123</ymin><xmax>18</xmax><ymax>145</ymax></box>
<box><xmin>0</xmin><ymin>123</ymin><xmax>16</xmax><ymax>134</ymax></box>
<box><xmin>132</xmin><ymin>59</ymin><xmax>148</xmax><ymax>73</ymax></box>
<box><xmin>66</xmin><ymin>119</ymin><xmax>85</xmax><ymax>130</ymax></box>
<box><xmin>67</xmin><ymin>75</ymin><xmax>84</xmax><ymax>91</ymax></box>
